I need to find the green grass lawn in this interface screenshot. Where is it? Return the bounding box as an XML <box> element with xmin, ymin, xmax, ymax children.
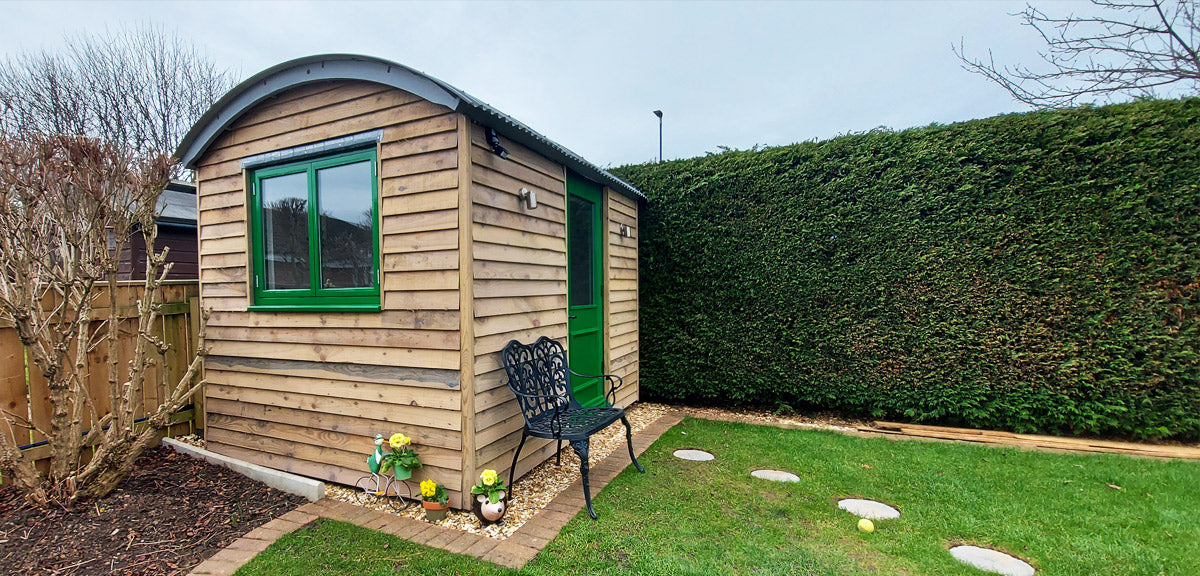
<box><xmin>236</xmin><ymin>417</ymin><xmax>1200</xmax><ymax>575</ymax></box>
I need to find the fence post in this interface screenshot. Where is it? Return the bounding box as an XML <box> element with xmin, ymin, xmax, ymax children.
<box><xmin>188</xmin><ymin>295</ymin><xmax>205</xmax><ymax>436</ymax></box>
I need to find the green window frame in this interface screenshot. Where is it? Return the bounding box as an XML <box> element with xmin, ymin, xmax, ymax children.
<box><xmin>248</xmin><ymin>148</ymin><xmax>380</xmax><ymax>311</ymax></box>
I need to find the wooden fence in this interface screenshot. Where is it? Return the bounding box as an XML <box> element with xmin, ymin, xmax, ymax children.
<box><xmin>0</xmin><ymin>281</ymin><xmax>201</xmax><ymax>471</ymax></box>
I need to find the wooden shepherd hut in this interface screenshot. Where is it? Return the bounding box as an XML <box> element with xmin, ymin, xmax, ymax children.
<box><xmin>175</xmin><ymin>54</ymin><xmax>643</xmax><ymax>508</ymax></box>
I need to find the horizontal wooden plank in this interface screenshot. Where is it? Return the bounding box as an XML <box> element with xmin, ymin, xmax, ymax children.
<box><xmin>199</xmin><ymin>253</ymin><xmax>247</xmax><ymax>271</ymax></box>
<box><xmin>472</xmin><ymin>180</ymin><xmax>565</xmax><ymax>214</ymax></box>
<box><xmin>207</xmin><ymin>413</ymin><xmax>461</xmax><ymax>470</ymax></box>
<box><xmin>469</xmin><ymin>124</ymin><xmax>564</xmax><ymax>182</ymax></box>
<box><xmin>473</xmin><ymin>204</ymin><xmax>565</xmax><ymax>238</ymax></box>
<box><xmin>474</xmin><ymin>309</ymin><xmax>566</xmax><ymax>338</ymax></box>
<box><xmin>472</xmin><ymin>223</ymin><xmax>564</xmax><ymax>253</ymax></box>
<box><xmin>380</xmin><ymin>128</ymin><xmax>457</xmax><ymax>159</ymax></box>
<box><xmin>382</xmin><ymin>228</ymin><xmax>458</xmax><ymax>255</ymax></box>
<box><xmin>230</xmin><ymin>82</ymin><xmax>394</xmax><ymax>131</ymax></box>
<box><xmin>473</xmin><ymin>295</ymin><xmax>566</xmax><ymax>319</ymax></box>
<box><xmin>207</xmin><ymin>440</ymin><xmax>464</xmax><ymax>505</ymax></box>
<box><xmin>382</xmin><ymin>169</ymin><xmax>458</xmax><ymax>198</ymax></box>
<box><xmin>384</xmin><ymin>290</ymin><xmax>460</xmax><ymax>311</ymax></box>
<box><xmin>207</xmin><ymin>325</ymin><xmax>459</xmax><ymax>351</ymax></box>
<box><xmin>380</xmin><ymin>148</ymin><xmax>458</xmax><ymax>180</ymax></box>
<box><xmin>205</xmin><ymin>355</ymin><xmax>459</xmax><ymax>389</ymax></box>
<box><xmin>470</xmin><ymin>143</ymin><xmax>566</xmax><ymax>197</ymax></box>
<box><xmin>473</xmin><ymin>279</ymin><xmax>565</xmax><ymax>299</ymax></box>
<box><xmin>472</xmin><ymin>260</ymin><xmax>566</xmax><ymax>282</ymax></box>
<box><xmin>382</xmin><ymin>269</ymin><xmax>459</xmax><ymax>292</ymax></box>
<box><xmin>381</xmin><ymin>207</ymin><xmax>458</xmax><ymax>235</ymax></box>
<box><xmin>207</xmin><ymin>340</ymin><xmax>459</xmax><ymax>370</ymax></box>
<box><xmin>207</xmin><ymin>384</ymin><xmax>461</xmax><ymax>431</ymax></box>
<box><xmin>382</xmin><ymin>249</ymin><xmax>459</xmax><ymax>272</ymax></box>
<box><xmin>381</xmin><ymin>113</ymin><xmax>460</xmax><ymax>145</ymax></box>
<box><xmin>473</xmin><ymin>242</ymin><xmax>564</xmax><ymax>268</ymax></box>
<box><xmin>207</xmin><ymin>309</ymin><xmax>458</xmax><ymax>331</ymax></box>
<box><xmin>381</xmin><ymin>188</ymin><xmax>458</xmax><ymax>215</ymax></box>
<box><xmin>206</xmin><ymin>398</ymin><xmax>461</xmax><ymax>451</ymax></box>
<box><xmin>199</xmin><ymin>221</ymin><xmax>246</xmax><ymax>241</ymax></box>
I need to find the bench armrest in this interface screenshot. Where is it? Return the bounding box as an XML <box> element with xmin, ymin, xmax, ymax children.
<box><xmin>568</xmin><ymin>369</ymin><xmax>624</xmax><ymax>407</ymax></box>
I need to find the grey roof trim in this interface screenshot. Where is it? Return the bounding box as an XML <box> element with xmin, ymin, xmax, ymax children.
<box><xmin>175</xmin><ymin>54</ymin><xmax>643</xmax><ymax>201</ymax></box>
<box><xmin>241</xmin><ymin>129</ymin><xmax>382</xmax><ymax>169</ymax></box>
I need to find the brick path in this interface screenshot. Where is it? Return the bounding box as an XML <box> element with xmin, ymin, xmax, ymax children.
<box><xmin>189</xmin><ymin>410</ymin><xmax>684</xmax><ymax>575</ymax></box>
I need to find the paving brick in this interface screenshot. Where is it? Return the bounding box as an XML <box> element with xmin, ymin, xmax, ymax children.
<box><xmin>264</xmin><ymin>517</ymin><xmax>304</xmax><ymax>534</ymax></box>
<box><xmin>444</xmin><ymin>532</ymin><xmax>481</xmax><ymax>555</ymax></box>
<box><xmin>209</xmin><ymin>546</ymin><xmax>262</xmax><ymax>565</ymax></box>
<box><xmin>407</xmin><ymin>525</ymin><xmax>442</xmax><ymax>546</ymax></box>
<box><xmin>503</xmin><ymin>541</ymin><xmax>541</xmax><ymax>564</ymax></box>
<box><xmin>425</xmin><ymin>527</ymin><xmax>461</xmax><ymax>550</ymax></box>
<box><xmin>188</xmin><ymin>558</ymin><xmax>242</xmax><ymax>576</ymax></box>
<box><xmin>379</xmin><ymin>518</ymin><xmax>425</xmax><ymax>540</ymax></box>
<box><xmin>242</xmin><ymin>525</ymin><xmax>287</xmax><ymax>542</ymax></box>
<box><xmin>516</xmin><ymin>519</ymin><xmax>563</xmax><ymax>541</ymax></box>
<box><xmin>278</xmin><ymin>509</ymin><xmax>319</xmax><ymax>526</ymax></box>
<box><xmin>506</xmin><ymin>530</ymin><xmax>550</xmax><ymax>550</ymax></box>
<box><xmin>538</xmin><ymin>509</ymin><xmax>577</xmax><ymax>526</ymax></box>
<box><xmin>225</xmin><ymin>538</ymin><xmax>273</xmax><ymax>553</ymax></box>
<box><xmin>481</xmin><ymin>545</ymin><xmax>527</xmax><ymax>570</ymax></box>
<box><xmin>463</xmin><ymin>536</ymin><xmax>501</xmax><ymax>558</ymax></box>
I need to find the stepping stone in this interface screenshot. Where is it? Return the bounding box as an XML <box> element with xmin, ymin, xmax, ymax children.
<box><xmin>750</xmin><ymin>469</ymin><xmax>799</xmax><ymax>482</ymax></box>
<box><xmin>837</xmin><ymin>498</ymin><xmax>900</xmax><ymax>520</ymax></box>
<box><xmin>949</xmin><ymin>545</ymin><xmax>1035</xmax><ymax>576</ymax></box>
<box><xmin>673</xmin><ymin>449</ymin><xmax>714</xmax><ymax>461</ymax></box>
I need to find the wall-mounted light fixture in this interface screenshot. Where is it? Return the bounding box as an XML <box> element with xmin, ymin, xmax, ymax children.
<box><xmin>520</xmin><ymin>187</ymin><xmax>538</xmax><ymax>210</ymax></box>
<box><xmin>485</xmin><ymin>127</ymin><xmax>509</xmax><ymax>159</ymax></box>
<box><xmin>619</xmin><ymin>224</ymin><xmax>634</xmax><ymax>238</ymax></box>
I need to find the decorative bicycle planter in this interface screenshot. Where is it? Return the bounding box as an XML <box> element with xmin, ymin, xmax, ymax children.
<box><xmin>357</xmin><ymin>432</ymin><xmax>423</xmax><ymax>511</ymax></box>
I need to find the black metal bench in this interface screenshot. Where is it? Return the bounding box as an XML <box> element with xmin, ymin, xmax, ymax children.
<box><xmin>502</xmin><ymin>336</ymin><xmax>644</xmax><ymax>520</ymax></box>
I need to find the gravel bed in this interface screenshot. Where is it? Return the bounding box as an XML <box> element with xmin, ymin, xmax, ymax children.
<box><xmin>326</xmin><ymin>402</ymin><xmax>670</xmax><ymax>539</ymax></box>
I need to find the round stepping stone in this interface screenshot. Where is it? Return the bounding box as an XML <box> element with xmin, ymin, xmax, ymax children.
<box><xmin>750</xmin><ymin>469</ymin><xmax>800</xmax><ymax>482</ymax></box>
<box><xmin>837</xmin><ymin>498</ymin><xmax>900</xmax><ymax>520</ymax></box>
<box><xmin>673</xmin><ymin>449</ymin><xmax>714</xmax><ymax>461</ymax></box>
<box><xmin>949</xmin><ymin>545</ymin><xmax>1035</xmax><ymax>576</ymax></box>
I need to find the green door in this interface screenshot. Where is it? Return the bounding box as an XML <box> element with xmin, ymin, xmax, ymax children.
<box><xmin>567</xmin><ymin>172</ymin><xmax>605</xmax><ymax>407</ymax></box>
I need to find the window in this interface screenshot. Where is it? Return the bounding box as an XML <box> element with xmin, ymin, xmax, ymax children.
<box><xmin>249</xmin><ymin>148</ymin><xmax>379</xmax><ymax>310</ymax></box>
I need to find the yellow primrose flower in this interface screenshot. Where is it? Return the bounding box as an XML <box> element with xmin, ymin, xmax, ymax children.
<box><xmin>389</xmin><ymin>433</ymin><xmax>410</xmax><ymax>448</ymax></box>
<box><xmin>480</xmin><ymin>469</ymin><xmax>498</xmax><ymax>486</ymax></box>
<box><xmin>420</xmin><ymin>479</ymin><xmax>438</xmax><ymax>498</ymax></box>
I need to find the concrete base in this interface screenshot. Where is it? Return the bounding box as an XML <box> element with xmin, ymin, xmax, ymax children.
<box><xmin>162</xmin><ymin>437</ymin><xmax>325</xmax><ymax>502</ymax></box>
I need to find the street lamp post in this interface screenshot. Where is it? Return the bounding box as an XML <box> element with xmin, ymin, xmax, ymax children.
<box><xmin>653</xmin><ymin>110</ymin><xmax>663</xmax><ymax>163</ymax></box>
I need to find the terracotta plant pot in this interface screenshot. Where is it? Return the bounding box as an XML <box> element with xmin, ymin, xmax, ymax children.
<box><xmin>471</xmin><ymin>491</ymin><xmax>507</xmax><ymax>526</ymax></box>
<box><xmin>422</xmin><ymin>500</ymin><xmax>448</xmax><ymax>522</ymax></box>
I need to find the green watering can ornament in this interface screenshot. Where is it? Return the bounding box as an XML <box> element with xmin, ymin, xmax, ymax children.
<box><xmin>367</xmin><ymin>433</ymin><xmax>385</xmax><ymax>475</ymax></box>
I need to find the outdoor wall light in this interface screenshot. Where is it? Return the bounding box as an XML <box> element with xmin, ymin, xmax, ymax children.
<box><xmin>619</xmin><ymin>224</ymin><xmax>634</xmax><ymax>238</ymax></box>
<box><xmin>485</xmin><ymin>127</ymin><xmax>509</xmax><ymax>159</ymax></box>
<box><xmin>520</xmin><ymin>187</ymin><xmax>538</xmax><ymax>210</ymax></box>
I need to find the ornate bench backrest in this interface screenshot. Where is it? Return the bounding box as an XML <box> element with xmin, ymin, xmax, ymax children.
<box><xmin>501</xmin><ymin>337</ymin><xmax>579</xmax><ymax>425</ymax></box>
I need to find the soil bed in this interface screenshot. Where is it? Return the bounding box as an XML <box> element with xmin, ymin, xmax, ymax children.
<box><xmin>0</xmin><ymin>446</ymin><xmax>305</xmax><ymax>576</ymax></box>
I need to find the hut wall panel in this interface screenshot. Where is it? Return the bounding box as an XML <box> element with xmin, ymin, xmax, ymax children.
<box><xmin>468</xmin><ymin>126</ymin><xmax>575</xmax><ymax>488</ymax></box>
<box><xmin>607</xmin><ymin>190</ymin><xmax>640</xmax><ymax>409</ymax></box>
<box><xmin>193</xmin><ymin>81</ymin><xmax>466</xmax><ymax>503</ymax></box>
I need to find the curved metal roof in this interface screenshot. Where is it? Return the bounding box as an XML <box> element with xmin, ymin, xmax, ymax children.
<box><xmin>175</xmin><ymin>54</ymin><xmax>643</xmax><ymax>200</ymax></box>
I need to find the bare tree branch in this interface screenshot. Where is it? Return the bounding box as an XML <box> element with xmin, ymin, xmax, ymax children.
<box><xmin>955</xmin><ymin>0</ymin><xmax>1199</xmax><ymax>108</ymax></box>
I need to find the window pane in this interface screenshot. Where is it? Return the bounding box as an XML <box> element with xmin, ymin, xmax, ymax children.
<box><xmin>317</xmin><ymin>161</ymin><xmax>374</xmax><ymax>289</ymax></box>
<box><xmin>569</xmin><ymin>195</ymin><xmax>594</xmax><ymax>306</ymax></box>
<box><xmin>261</xmin><ymin>172</ymin><xmax>310</xmax><ymax>290</ymax></box>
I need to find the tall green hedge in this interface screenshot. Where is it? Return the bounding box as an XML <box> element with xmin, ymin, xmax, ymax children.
<box><xmin>613</xmin><ymin>98</ymin><xmax>1200</xmax><ymax>440</ymax></box>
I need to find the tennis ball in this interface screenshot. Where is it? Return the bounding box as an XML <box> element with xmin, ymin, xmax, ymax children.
<box><xmin>858</xmin><ymin>518</ymin><xmax>875</xmax><ymax>533</ymax></box>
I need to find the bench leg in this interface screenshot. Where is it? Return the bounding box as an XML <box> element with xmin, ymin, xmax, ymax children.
<box><xmin>555</xmin><ymin>439</ymin><xmax>563</xmax><ymax>465</ymax></box>
<box><xmin>621</xmin><ymin>415</ymin><xmax>645</xmax><ymax>473</ymax></box>
<box><xmin>571</xmin><ymin>439</ymin><xmax>597</xmax><ymax>520</ymax></box>
<box><xmin>508</xmin><ymin>429</ymin><xmax>529</xmax><ymax>502</ymax></box>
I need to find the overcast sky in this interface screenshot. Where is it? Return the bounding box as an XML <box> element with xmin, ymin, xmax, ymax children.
<box><xmin>0</xmin><ymin>1</ymin><xmax>1148</xmax><ymax>167</ymax></box>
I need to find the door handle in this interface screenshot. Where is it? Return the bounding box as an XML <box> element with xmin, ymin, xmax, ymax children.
<box><xmin>569</xmin><ymin>315</ymin><xmax>577</xmax><ymax>319</ymax></box>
